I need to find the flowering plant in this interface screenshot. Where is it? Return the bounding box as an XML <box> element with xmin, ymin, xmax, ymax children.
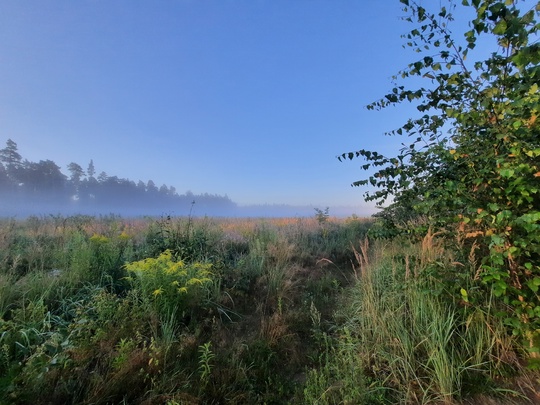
<box><xmin>125</xmin><ymin>250</ymin><xmax>212</xmax><ymax>316</ymax></box>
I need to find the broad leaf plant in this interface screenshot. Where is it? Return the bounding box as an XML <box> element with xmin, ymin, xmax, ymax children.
<box><xmin>341</xmin><ymin>0</ymin><xmax>540</xmax><ymax>361</ymax></box>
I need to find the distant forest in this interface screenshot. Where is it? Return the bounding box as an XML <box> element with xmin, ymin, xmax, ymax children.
<box><xmin>0</xmin><ymin>139</ymin><xmax>237</xmax><ymax>217</ymax></box>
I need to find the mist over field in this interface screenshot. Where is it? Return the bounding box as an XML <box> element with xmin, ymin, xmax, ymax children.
<box><xmin>0</xmin><ymin>138</ymin><xmax>372</xmax><ymax>218</ymax></box>
<box><xmin>0</xmin><ymin>194</ymin><xmax>371</xmax><ymax>219</ymax></box>
<box><xmin>0</xmin><ymin>193</ymin><xmax>373</xmax><ymax>219</ymax></box>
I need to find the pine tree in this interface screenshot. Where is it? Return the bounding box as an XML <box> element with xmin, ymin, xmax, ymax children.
<box><xmin>0</xmin><ymin>139</ymin><xmax>23</xmax><ymax>181</ymax></box>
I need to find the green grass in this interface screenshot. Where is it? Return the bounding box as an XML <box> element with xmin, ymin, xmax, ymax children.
<box><xmin>0</xmin><ymin>215</ymin><xmax>536</xmax><ymax>404</ymax></box>
<box><xmin>304</xmin><ymin>236</ymin><xmax>536</xmax><ymax>404</ymax></box>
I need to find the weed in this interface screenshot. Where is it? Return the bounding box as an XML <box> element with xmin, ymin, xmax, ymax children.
<box><xmin>2</xmin><ymin>214</ymin><xmax>534</xmax><ymax>404</ymax></box>
<box><xmin>198</xmin><ymin>341</ymin><xmax>215</xmax><ymax>389</ymax></box>
<box><xmin>125</xmin><ymin>250</ymin><xmax>213</xmax><ymax>321</ymax></box>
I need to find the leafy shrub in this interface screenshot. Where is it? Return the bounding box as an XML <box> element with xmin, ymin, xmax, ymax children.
<box><xmin>340</xmin><ymin>0</ymin><xmax>540</xmax><ymax>360</ymax></box>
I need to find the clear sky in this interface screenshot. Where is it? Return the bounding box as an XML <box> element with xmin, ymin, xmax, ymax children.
<box><xmin>0</xmin><ymin>1</ymin><xmax>478</xmax><ymax>214</ymax></box>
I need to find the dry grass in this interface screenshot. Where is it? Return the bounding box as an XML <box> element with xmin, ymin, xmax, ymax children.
<box><xmin>351</xmin><ymin>237</ymin><xmax>370</xmax><ymax>279</ymax></box>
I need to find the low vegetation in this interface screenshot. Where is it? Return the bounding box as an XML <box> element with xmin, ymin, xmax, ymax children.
<box><xmin>0</xmin><ymin>214</ymin><xmax>372</xmax><ymax>404</ymax></box>
<box><xmin>0</xmin><ymin>213</ymin><xmax>538</xmax><ymax>404</ymax></box>
<box><xmin>305</xmin><ymin>231</ymin><xmax>540</xmax><ymax>404</ymax></box>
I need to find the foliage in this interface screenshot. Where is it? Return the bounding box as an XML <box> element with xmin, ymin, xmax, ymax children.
<box><xmin>2</xmin><ymin>214</ymin><xmax>538</xmax><ymax>403</ymax></box>
<box><xmin>341</xmin><ymin>0</ymin><xmax>540</xmax><ymax>359</ymax></box>
<box><xmin>314</xmin><ymin>207</ymin><xmax>330</xmax><ymax>225</ymax></box>
<box><xmin>125</xmin><ymin>250</ymin><xmax>213</xmax><ymax>319</ymax></box>
<box><xmin>0</xmin><ymin>138</ymin><xmax>22</xmax><ymax>182</ymax></box>
<box><xmin>0</xmin><ymin>215</ymin><xmax>372</xmax><ymax>404</ymax></box>
<box><xmin>306</xmin><ymin>237</ymin><xmax>532</xmax><ymax>404</ymax></box>
<box><xmin>0</xmin><ymin>138</ymin><xmax>237</xmax><ymax>216</ymax></box>
<box><xmin>303</xmin><ymin>331</ymin><xmax>369</xmax><ymax>404</ymax></box>
<box><xmin>88</xmin><ymin>232</ymin><xmax>128</xmax><ymax>287</ymax></box>
<box><xmin>144</xmin><ymin>214</ymin><xmax>222</xmax><ymax>263</ymax></box>
<box><xmin>198</xmin><ymin>341</ymin><xmax>215</xmax><ymax>390</ymax></box>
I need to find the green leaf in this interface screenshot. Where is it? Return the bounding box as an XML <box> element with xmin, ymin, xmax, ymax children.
<box><xmin>493</xmin><ymin>280</ymin><xmax>507</xmax><ymax>297</ymax></box>
<box><xmin>499</xmin><ymin>168</ymin><xmax>514</xmax><ymax>178</ymax></box>
<box><xmin>527</xmin><ymin>278</ymin><xmax>540</xmax><ymax>293</ymax></box>
<box><xmin>493</xmin><ymin>20</ymin><xmax>507</xmax><ymax>35</ymax></box>
<box><xmin>491</xmin><ymin>234</ymin><xmax>505</xmax><ymax>246</ymax></box>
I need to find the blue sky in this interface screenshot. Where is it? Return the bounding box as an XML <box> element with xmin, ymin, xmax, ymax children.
<box><xmin>0</xmin><ymin>1</ymin><xmax>479</xmax><ymax>214</ymax></box>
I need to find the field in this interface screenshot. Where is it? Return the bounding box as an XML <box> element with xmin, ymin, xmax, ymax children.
<box><xmin>0</xmin><ymin>214</ymin><xmax>538</xmax><ymax>404</ymax></box>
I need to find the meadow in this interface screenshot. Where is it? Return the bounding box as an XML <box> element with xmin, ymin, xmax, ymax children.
<box><xmin>0</xmin><ymin>214</ymin><xmax>537</xmax><ymax>404</ymax></box>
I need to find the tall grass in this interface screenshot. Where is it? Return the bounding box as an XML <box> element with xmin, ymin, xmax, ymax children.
<box><xmin>305</xmin><ymin>235</ymin><xmax>530</xmax><ymax>404</ymax></box>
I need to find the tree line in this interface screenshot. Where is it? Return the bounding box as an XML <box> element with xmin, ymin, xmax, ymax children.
<box><xmin>0</xmin><ymin>139</ymin><xmax>236</xmax><ymax>216</ymax></box>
